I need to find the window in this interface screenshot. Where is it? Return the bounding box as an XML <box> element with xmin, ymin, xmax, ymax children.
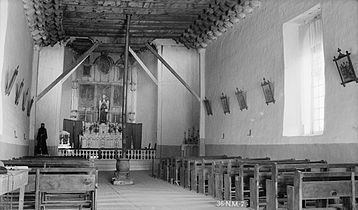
<box><xmin>283</xmin><ymin>4</ymin><xmax>325</xmax><ymax>136</ymax></box>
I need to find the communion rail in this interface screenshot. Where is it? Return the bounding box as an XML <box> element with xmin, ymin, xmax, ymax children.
<box><xmin>58</xmin><ymin>148</ymin><xmax>156</xmax><ymax>160</ymax></box>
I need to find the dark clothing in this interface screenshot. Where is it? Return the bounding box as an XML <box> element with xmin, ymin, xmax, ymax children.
<box><xmin>99</xmin><ymin>102</ymin><xmax>108</xmax><ymax>123</ymax></box>
<box><xmin>36</xmin><ymin>127</ymin><xmax>48</xmax><ymax>155</ymax></box>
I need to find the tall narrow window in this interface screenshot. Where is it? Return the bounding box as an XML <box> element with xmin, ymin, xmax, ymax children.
<box><xmin>283</xmin><ymin>4</ymin><xmax>325</xmax><ymax>136</ymax></box>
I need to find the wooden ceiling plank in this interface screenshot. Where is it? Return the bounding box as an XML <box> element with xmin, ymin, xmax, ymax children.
<box><xmin>63</xmin><ymin>11</ymin><xmax>198</xmax><ymax>19</ymax></box>
<box><xmin>63</xmin><ymin>23</ymin><xmax>188</xmax><ymax>30</ymax></box>
<box><xmin>66</xmin><ymin>31</ymin><xmax>181</xmax><ymax>38</ymax></box>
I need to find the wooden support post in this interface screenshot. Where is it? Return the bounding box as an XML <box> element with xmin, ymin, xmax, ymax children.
<box><xmin>121</xmin><ymin>14</ymin><xmax>131</xmax><ymax>155</ymax></box>
<box><xmin>351</xmin><ymin>171</ymin><xmax>356</xmax><ymax>210</ymax></box>
<box><xmin>287</xmin><ymin>186</ymin><xmax>294</xmax><ymax>210</ymax></box>
<box><xmin>266</xmin><ymin>179</ymin><xmax>274</xmax><ymax>210</ymax></box>
<box><xmin>293</xmin><ymin>171</ymin><xmax>302</xmax><ymax>210</ymax></box>
<box><xmin>250</xmin><ymin>165</ymin><xmax>260</xmax><ymax>210</ymax></box>
<box><xmin>129</xmin><ymin>46</ymin><xmax>158</xmax><ymax>85</ymax></box>
<box><xmin>145</xmin><ymin>43</ymin><xmax>200</xmax><ymax>101</ymax></box>
<box><xmin>235</xmin><ymin>165</ymin><xmax>244</xmax><ymax>201</ymax></box>
<box><xmin>224</xmin><ymin>174</ymin><xmax>231</xmax><ymax>200</ymax></box>
<box><xmin>36</xmin><ymin>42</ymin><xmax>99</xmax><ymax>102</ymax></box>
<box><xmin>180</xmin><ymin>164</ymin><xmax>185</xmax><ymax>187</ymax></box>
<box><xmin>208</xmin><ymin>163</ymin><xmax>214</xmax><ymax>196</ymax></box>
<box><xmin>35</xmin><ymin>169</ymin><xmax>40</xmax><ymax>210</ymax></box>
<box><xmin>186</xmin><ymin>160</ymin><xmax>191</xmax><ymax>189</ymax></box>
<box><xmin>198</xmin><ymin>162</ymin><xmax>204</xmax><ymax>193</ymax></box>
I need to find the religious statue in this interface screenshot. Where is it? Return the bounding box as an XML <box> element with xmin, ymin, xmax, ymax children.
<box><xmin>99</xmin><ymin>95</ymin><xmax>109</xmax><ymax>124</ymax></box>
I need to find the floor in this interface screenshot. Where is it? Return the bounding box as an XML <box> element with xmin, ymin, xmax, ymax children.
<box><xmin>97</xmin><ymin>171</ymin><xmax>247</xmax><ymax>210</ymax></box>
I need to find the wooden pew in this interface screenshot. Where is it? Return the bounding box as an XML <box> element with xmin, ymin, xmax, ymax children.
<box><xmin>3</xmin><ymin>156</ymin><xmax>97</xmax><ymax>210</ymax></box>
<box><xmin>29</xmin><ymin>167</ymin><xmax>97</xmax><ymax>210</ymax></box>
<box><xmin>217</xmin><ymin>158</ymin><xmax>303</xmax><ymax>201</ymax></box>
<box><xmin>264</xmin><ymin>162</ymin><xmax>328</xmax><ymax>210</ymax></box>
<box><xmin>265</xmin><ymin>163</ymin><xmax>358</xmax><ymax>210</ymax></box>
<box><xmin>3</xmin><ymin>156</ymin><xmax>93</xmax><ymax>168</ymax></box>
<box><xmin>186</xmin><ymin>156</ymin><xmax>251</xmax><ymax>192</ymax></box>
<box><xmin>287</xmin><ymin>170</ymin><xmax>357</xmax><ymax>210</ymax></box>
<box><xmin>248</xmin><ymin>160</ymin><xmax>328</xmax><ymax>210</ymax></box>
<box><xmin>215</xmin><ymin>159</ymin><xmax>326</xmax><ymax>210</ymax></box>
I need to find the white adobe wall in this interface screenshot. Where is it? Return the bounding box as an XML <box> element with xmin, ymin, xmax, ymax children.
<box><xmin>205</xmin><ymin>0</ymin><xmax>358</xmax><ymax>162</ymax></box>
<box><xmin>134</xmin><ymin>51</ymin><xmax>158</xmax><ymax>148</ymax></box>
<box><xmin>0</xmin><ymin>0</ymin><xmax>34</xmax><ymax>159</ymax></box>
<box><xmin>154</xmin><ymin>39</ymin><xmax>200</xmax><ymax>157</ymax></box>
<box><xmin>36</xmin><ymin>45</ymin><xmax>65</xmax><ymax>155</ymax></box>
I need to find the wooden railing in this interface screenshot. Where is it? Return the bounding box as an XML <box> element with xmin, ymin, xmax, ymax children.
<box><xmin>58</xmin><ymin>148</ymin><xmax>156</xmax><ymax>160</ymax></box>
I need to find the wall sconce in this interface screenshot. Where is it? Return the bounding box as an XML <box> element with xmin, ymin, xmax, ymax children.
<box><xmin>235</xmin><ymin>88</ymin><xmax>248</xmax><ymax>111</ymax></box>
<box><xmin>203</xmin><ymin>97</ymin><xmax>213</xmax><ymax>116</ymax></box>
<box><xmin>333</xmin><ymin>48</ymin><xmax>358</xmax><ymax>87</ymax></box>
<box><xmin>220</xmin><ymin>93</ymin><xmax>230</xmax><ymax>114</ymax></box>
<box><xmin>261</xmin><ymin>78</ymin><xmax>275</xmax><ymax>105</ymax></box>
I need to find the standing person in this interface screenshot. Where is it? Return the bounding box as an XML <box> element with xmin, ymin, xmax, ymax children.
<box><xmin>36</xmin><ymin>123</ymin><xmax>48</xmax><ymax>155</ymax></box>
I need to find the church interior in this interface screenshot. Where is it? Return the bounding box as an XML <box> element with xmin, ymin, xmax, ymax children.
<box><xmin>0</xmin><ymin>0</ymin><xmax>358</xmax><ymax>209</ymax></box>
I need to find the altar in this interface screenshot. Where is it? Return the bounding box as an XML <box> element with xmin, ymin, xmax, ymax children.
<box><xmin>80</xmin><ymin>123</ymin><xmax>122</xmax><ymax>148</ymax></box>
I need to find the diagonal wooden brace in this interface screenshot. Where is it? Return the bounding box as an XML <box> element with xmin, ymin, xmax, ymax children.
<box><xmin>129</xmin><ymin>46</ymin><xmax>158</xmax><ymax>86</ymax></box>
<box><xmin>145</xmin><ymin>43</ymin><xmax>200</xmax><ymax>101</ymax></box>
<box><xmin>36</xmin><ymin>41</ymin><xmax>100</xmax><ymax>102</ymax></box>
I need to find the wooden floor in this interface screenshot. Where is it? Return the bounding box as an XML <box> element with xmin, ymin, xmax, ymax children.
<box><xmin>98</xmin><ymin>171</ymin><xmax>246</xmax><ymax>210</ymax></box>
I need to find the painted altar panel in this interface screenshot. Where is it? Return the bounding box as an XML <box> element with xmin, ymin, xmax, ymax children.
<box><xmin>79</xmin><ymin>84</ymin><xmax>95</xmax><ymax>108</ymax></box>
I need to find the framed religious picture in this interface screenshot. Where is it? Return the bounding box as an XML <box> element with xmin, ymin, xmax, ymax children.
<box><xmin>261</xmin><ymin>78</ymin><xmax>275</xmax><ymax>105</ymax></box>
<box><xmin>235</xmin><ymin>88</ymin><xmax>248</xmax><ymax>111</ymax></box>
<box><xmin>220</xmin><ymin>93</ymin><xmax>230</xmax><ymax>114</ymax></box>
<box><xmin>333</xmin><ymin>49</ymin><xmax>358</xmax><ymax>87</ymax></box>
<box><xmin>203</xmin><ymin>97</ymin><xmax>213</xmax><ymax>116</ymax></box>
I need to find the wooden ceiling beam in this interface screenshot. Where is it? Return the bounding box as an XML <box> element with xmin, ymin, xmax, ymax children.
<box><xmin>61</xmin><ymin>0</ymin><xmax>211</xmax><ymax>6</ymax></box>
<box><xmin>63</xmin><ymin>23</ymin><xmax>187</xmax><ymax>32</ymax></box>
<box><xmin>71</xmin><ymin>46</ymin><xmax>144</xmax><ymax>54</ymax></box>
<box><xmin>64</xmin><ymin>28</ymin><xmax>184</xmax><ymax>34</ymax></box>
<box><xmin>62</xmin><ymin>5</ymin><xmax>209</xmax><ymax>13</ymax></box>
<box><xmin>66</xmin><ymin>31</ymin><xmax>182</xmax><ymax>38</ymax></box>
<box><xmin>63</xmin><ymin>11</ymin><xmax>198</xmax><ymax>19</ymax></box>
<box><xmin>63</xmin><ymin>23</ymin><xmax>189</xmax><ymax>30</ymax></box>
<box><xmin>70</xmin><ymin>37</ymin><xmax>154</xmax><ymax>45</ymax></box>
<box><xmin>62</xmin><ymin>18</ymin><xmax>194</xmax><ymax>25</ymax></box>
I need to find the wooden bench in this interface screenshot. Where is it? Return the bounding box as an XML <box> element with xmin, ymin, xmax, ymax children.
<box><xmin>3</xmin><ymin>156</ymin><xmax>93</xmax><ymax>168</ymax></box>
<box><xmin>0</xmin><ymin>169</ymin><xmax>29</xmax><ymax>210</ymax></box>
<box><xmin>29</xmin><ymin>167</ymin><xmax>97</xmax><ymax>210</ymax></box>
<box><xmin>3</xmin><ymin>156</ymin><xmax>97</xmax><ymax>210</ymax></box>
<box><xmin>214</xmin><ymin>159</ymin><xmax>326</xmax><ymax>210</ymax></box>
<box><xmin>287</xmin><ymin>169</ymin><xmax>357</xmax><ymax>210</ymax></box>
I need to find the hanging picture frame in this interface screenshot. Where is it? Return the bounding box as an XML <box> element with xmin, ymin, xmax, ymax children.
<box><xmin>203</xmin><ymin>97</ymin><xmax>213</xmax><ymax>116</ymax></box>
<box><xmin>235</xmin><ymin>88</ymin><xmax>248</xmax><ymax>111</ymax></box>
<box><xmin>5</xmin><ymin>65</ymin><xmax>19</xmax><ymax>96</ymax></box>
<box><xmin>333</xmin><ymin>48</ymin><xmax>358</xmax><ymax>86</ymax></box>
<box><xmin>15</xmin><ymin>79</ymin><xmax>24</xmax><ymax>105</ymax></box>
<box><xmin>27</xmin><ymin>97</ymin><xmax>34</xmax><ymax>117</ymax></box>
<box><xmin>220</xmin><ymin>93</ymin><xmax>230</xmax><ymax>114</ymax></box>
<box><xmin>22</xmin><ymin>88</ymin><xmax>29</xmax><ymax>111</ymax></box>
<box><xmin>261</xmin><ymin>78</ymin><xmax>275</xmax><ymax>105</ymax></box>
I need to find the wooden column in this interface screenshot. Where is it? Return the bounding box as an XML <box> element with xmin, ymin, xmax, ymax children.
<box><xmin>198</xmin><ymin>48</ymin><xmax>206</xmax><ymax>156</ymax></box>
<box><xmin>122</xmin><ymin>14</ymin><xmax>131</xmax><ymax>154</ymax></box>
